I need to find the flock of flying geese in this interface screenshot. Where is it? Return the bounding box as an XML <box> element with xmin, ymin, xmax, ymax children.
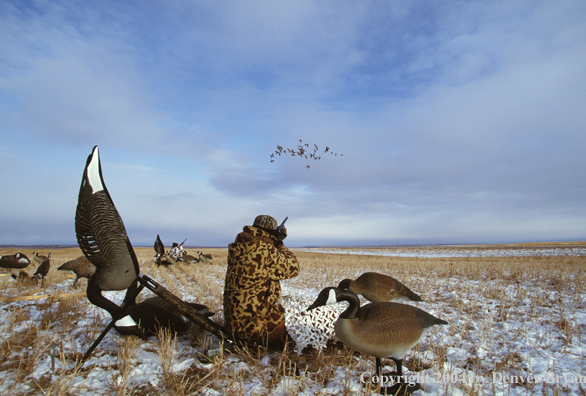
<box><xmin>0</xmin><ymin>145</ymin><xmax>446</xmax><ymax>394</ymax></box>
<box><xmin>270</xmin><ymin>139</ymin><xmax>343</xmax><ymax>168</ymax></box>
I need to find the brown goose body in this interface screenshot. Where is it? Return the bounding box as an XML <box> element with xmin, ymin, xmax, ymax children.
<box><xmin>0</xmin><ymin>253</ymin><xmax>31</xmax><ymax>269</ymax></box>
<box><xmin>335</xmin><ymin>301</ymin><xmax>441</xmax><ymax>359</ymax></box>
<box><xmin>197</xmin><ymin>251</ymin><xmax>212</xmax><ymax>262</ymax></box>
<box><xmin>338</xmin><ymin>272</ymin><xmax>422</xmax><ymax>303</ymax></box>
<box><xmin>58</xmin><ymin>255</ymin><xmax>97</xmax><ymax>287</ymax></box>
<box><xmin>33</xmin><ymin>257</ymin><xmax>51</xmax><ymax>286</ymax></box>
<box><xmin>179</xmin><ymin>252</ymin><xmax>199</xmax><ymax>263</ymax></box>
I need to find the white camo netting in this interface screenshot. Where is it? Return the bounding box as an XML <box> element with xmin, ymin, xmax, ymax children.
<box><xmin>281</xmin><ymin>292</ymin><xmax>346</xmax><ymax>354</ymax></box>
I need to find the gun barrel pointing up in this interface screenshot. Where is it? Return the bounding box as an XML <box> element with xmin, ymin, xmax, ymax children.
<box><xmin>278</xmin><ymin>217</ymin><xmax>288</xmax><ymax>232</ymax></box>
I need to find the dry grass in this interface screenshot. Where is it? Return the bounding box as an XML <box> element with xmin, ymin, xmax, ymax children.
<box><xmin>1</xmin><ymin>244</ymin><xmax>585</xmax><ymax>395</ymax></box>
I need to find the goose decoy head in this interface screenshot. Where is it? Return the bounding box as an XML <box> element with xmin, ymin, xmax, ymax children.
<box><xmin>307</xmin><ymin>287</ymin><xmax>340</xmax><ymax>311</ymax></box>
<box><xmin>307</xmin><ymin>287</ymin><xmax>360</xmax><ymax>313</ymax></box>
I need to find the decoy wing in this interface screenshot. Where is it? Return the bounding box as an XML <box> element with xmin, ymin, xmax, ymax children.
<box><xmin>75</xmin><ymin>145</ymin><xmax>139</xmax><ymax>291</ymax></box>
<box><xmin>154</xmin><ymin>234</ymin><xmax>165</xmax><ymax>257</ymax></box>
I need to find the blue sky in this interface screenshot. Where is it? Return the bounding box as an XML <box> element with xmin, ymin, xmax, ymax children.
<box><xmin>1</xmin><ymin>0</ymin><xmax>585</xmax><ymax>247</ymax></box>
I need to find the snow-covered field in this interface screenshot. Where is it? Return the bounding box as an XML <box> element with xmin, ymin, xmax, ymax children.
<box><xmin>1</xmin><ymin>245</ymin><xmax>585</xmax><ymax>395</ymax></box>
<box><xmin>295</xmin><ymin>245</ymin><xmax>586</xmax><ymax>258</ymax></box>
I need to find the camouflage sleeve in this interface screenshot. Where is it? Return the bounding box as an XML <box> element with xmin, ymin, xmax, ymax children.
<box><xmin>267</xmin><ymin>244</ymin><xmax>299</xmax><ymax>280</ymax></box>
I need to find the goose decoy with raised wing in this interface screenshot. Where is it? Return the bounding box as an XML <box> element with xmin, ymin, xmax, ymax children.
<box><xmin>154</xmin><ymin>234</ymin><xmax>165</xmax><ymax>261</ymax></box>
<box><xmin>75</xmin><ymin>145</ymin><xmax>142</xmax><ymax>336</ymax></box>
<box><xmin>58</xmin><ymin>255</ymin><xmax>96</xmax><ymax>287</ymax></box>
<box><xmin>0</xmin><ymin>253</ymin><xmax>31</xmax><ymax>269</ymax></box>
<box><xmin>307</xmin><ymin>287</ymin><xmax>447</xmax><ymax>394</ymax></box>
<box><xmin>33</xmin><ymin>254</ymin><xmax>51</xmax><ymax>287</ymax></box>
<box><xmin>338</xmin><ymin>272</ymin><xmax>422</xmax><ymax>303</ymax></box>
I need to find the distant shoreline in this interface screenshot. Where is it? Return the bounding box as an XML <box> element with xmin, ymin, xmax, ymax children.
<box><xmin>1</xmin><ymin>241</ymin><xmax>585</xmax><ymax>250</ymax></box>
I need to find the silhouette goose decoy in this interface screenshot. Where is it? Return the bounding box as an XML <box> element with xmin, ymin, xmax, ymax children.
<box><xmin>75</xmin><ymin>145</ymin><xmax>143</xmax><ymax>336</ymax></box>
<box><xmin>33</xmin><ymin>254</ymin><xmax>51</xmax><ymax>287</ymax></box>
<box><xmin>58</xmin><ymin>255</ymin><xmax>97</xmax><ymax>287</ymax></box>
<box><xmin>307</xmin><ymin>287</ymin><xmax>447</xmax><ymax>394</ymax></box>
<box><xmin>338</xmin><ymin>272</ymin><xmax>422</xmax><ymax>303</ymax></box>
<box><xmin>0</xmin><ymin>253</ymin><xmax>31</xmax><ymax>269</ymax></box>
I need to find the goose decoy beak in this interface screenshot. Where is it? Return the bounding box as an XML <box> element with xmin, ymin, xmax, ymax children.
<box><xmin>307</xmin><ymin>287</ymin><xmax>343</xmax><ymax>311</ymax></box>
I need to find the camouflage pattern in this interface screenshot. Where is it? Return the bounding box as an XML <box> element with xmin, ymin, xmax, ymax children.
<box><xmin>253</xmin><ymin>215</ymin><xmax>278</xmax><ymax>230</ymax></box>
<box><xmin>223</xmin><ymin>225</ymin><xmax>299</xmax><ymax>344</ymax></box>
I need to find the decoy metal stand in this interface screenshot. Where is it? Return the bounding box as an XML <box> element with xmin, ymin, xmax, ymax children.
<box><xmin>82</xmin><ymin>274</ymin><xmax>231</xmax><ymax>361</ymax></box>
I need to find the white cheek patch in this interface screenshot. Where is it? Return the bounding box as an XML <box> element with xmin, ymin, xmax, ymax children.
<box><xmin>326</xmin><ymin>289</ymin><xmax>338</xmax><ymax>305</ymax></box>
<box><xmin>115</xmin><ymin>315</ymin><xmax>137</xmax><ymax>327</ymax></box>
<box><xmin>87</xmin><ymin>147</ymin><xmax>104</xmax><ymax>194</ymax></box>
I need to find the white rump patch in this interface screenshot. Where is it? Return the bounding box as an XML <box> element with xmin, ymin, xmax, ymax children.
<box><xmin>115</xmin><ymin>315</ymin><xmax>137</xmax><ymax>327</ymax></box>
<box><xmin>87</xmin><ymin>147</ymin><xmax>104</xmax><ymax>193</ymax></box>
<box><xmin>326</xmin><ymin>289</ymin><xmax>337</xmax><ymax>305</ymax></box>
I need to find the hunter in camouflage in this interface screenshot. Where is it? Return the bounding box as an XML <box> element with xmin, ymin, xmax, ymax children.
<box><xmin>223</xmin><ymin>215</ymin><xmax>299</xmax><ymax>347</ymax></box>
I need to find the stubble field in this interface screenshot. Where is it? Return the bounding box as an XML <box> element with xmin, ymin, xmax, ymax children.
<box><xmin>1</xmin><ymin>243</ymin><xmax>585</xmax><ymax>395</ymax></box>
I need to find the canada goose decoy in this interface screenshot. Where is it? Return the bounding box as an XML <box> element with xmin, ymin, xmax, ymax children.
<box><xmin>75</xmin><ymin>145</ymin><xmax>142</xmax><ymax>336</ymax></box>
<box><xmin>307</xmin><ymin>287</ymin><xmax>447</xmax><ymax>394</ymax></box>
<box><xmin>179</xmin><ymin>251</ymin><xmax>199</xmax><ymax>264</ymax></box>
<box><xmin>58</xmin><ymin>255</ymin><xmax>97</xmax><ymax>287</ymax></box>
<box><xmin>0</xmin><ymin>253</ymin><xmax>31</xmax><ymax>269</ymax></box>
<box><xmin>33</xmin><ymin>256</ymin><xmax>51</xmax><ymax>287</ymax></box>
<box><xmin>197</xmin><ymin>251</ymin><xmax>212</xmax><ymax>263</ymax></box>
<box><xmin>154</xmin><ymin>234</ymin><xmax>165</xmax><ymax>262</ymax></box>
<box><xmin>32</xmin><ymin>251</ymin><xmax>50</xmax><ymax>265</ymax></box>
<box><xmin>119</xmin><ymin>297</ymin><xmax>214</xmax><ymax>337</ymax></box>
<box><xmin>338</xmin><ymin>272</ymin><xmax>422</xmax><ymax>303</ymax></box>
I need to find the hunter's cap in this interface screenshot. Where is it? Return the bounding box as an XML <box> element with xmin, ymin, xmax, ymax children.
<box><xmin>253</xmin><ymin>215</ymin><xmax>278</xmax><ymax>230</ymax></box>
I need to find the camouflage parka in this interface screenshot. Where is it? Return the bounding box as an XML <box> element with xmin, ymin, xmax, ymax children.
<box><xmin>223</xmin><ymin>225</ymin><xmax>299</xmax><ymax>344</ymax></box>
